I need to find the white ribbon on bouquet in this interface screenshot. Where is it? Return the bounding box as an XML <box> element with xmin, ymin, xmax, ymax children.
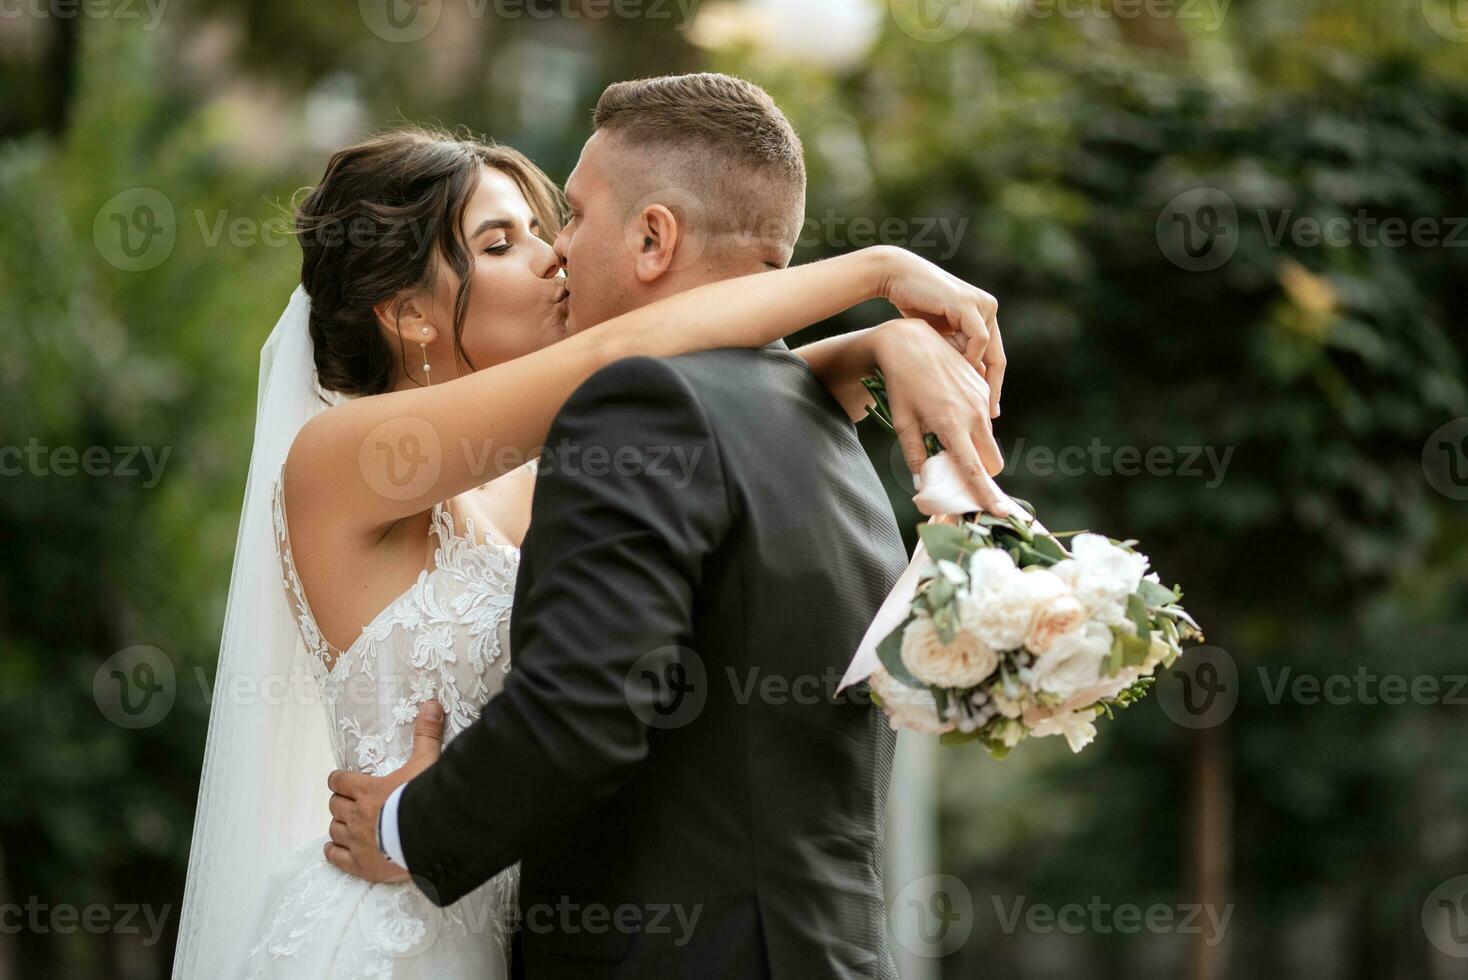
<box><xmin>839</xmin><ymin>453</ymin><xmax>1042</xmax><ymax>693</ymax></box>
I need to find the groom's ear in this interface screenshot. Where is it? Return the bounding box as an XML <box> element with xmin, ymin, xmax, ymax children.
<box><xmin>630</xmin><ymin>204</ymin><xmax>681</xmax><ymax>284</ymax></box>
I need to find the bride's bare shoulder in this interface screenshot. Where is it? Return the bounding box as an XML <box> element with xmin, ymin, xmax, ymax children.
<box><xmin>282</xmin><ymin>396</ymin><xmax>386</xmax><ymax>523</ymax></box>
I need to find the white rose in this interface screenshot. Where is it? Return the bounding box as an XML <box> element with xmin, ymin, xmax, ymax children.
<box><xmin>1029</xmin><ymin>621</ymin><xmax>1112</xmax><ymax>700</ymax></box>
<box><xmin>869</xmin><ymin>667</ymin><xmax>956</xmax><ymax>735</ymax></box>
<box><xmin>1072</xmin><ymin>533</ymin><xmax>1150</xmax><ymax>591</ymax></box>
<box><xmin>901</xmin><ymin>614</ymin><xmax>1000</xmax><ymax>689</ymax></box>
<box><xmin>1052</xmin><ymin>533</ymin><xmax>1150</xmax><ymax>625</ymax></box>
<box><xmin>961</xmin><ymin>567</ymin><xmax>1070</xmax><ymax>653</ymax></box>
<box><xmin>966</xmin><ymin>548</ymin><xmax>1021</xmax><ymax>594</ymax></box>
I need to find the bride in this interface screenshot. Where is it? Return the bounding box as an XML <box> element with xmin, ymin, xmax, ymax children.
<box><xmin>171</xmin><ymin>125</ymin><xmax>1006</xmax><ymax>978</ymax></box>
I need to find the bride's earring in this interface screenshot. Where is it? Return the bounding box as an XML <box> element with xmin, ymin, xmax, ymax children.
<box><xmin>419</xmin><ymin>342</ymin><xmax>432</xmax><ymax>385</ymax></box>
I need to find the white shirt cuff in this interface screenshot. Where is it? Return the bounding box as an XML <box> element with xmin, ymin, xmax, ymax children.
<box><xmin>378</xmin><ymin>784</ymin><xmax>409</xmax><ymax>872</ymax></box>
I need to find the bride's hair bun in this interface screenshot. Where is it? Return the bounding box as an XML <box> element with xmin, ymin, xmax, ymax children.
<box><xmin>294</xmin><ymin>126</ymin><xmax>564</xmax><ymax>396</ymax></box>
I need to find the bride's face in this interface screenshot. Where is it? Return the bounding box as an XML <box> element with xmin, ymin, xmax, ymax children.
<box><xmin>418</xmin><ymin>166</ymin><xmax>568</xmax><ymax>375</ymax></box>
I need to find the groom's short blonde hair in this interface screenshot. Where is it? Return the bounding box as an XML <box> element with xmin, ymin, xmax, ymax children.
<box><xmin>592</xmin><ymin>73</ymin><xmax>807</xmax><ymax>266</ymax></box>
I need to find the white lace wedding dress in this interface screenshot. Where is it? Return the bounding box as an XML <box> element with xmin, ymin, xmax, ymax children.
<box><xmin>228</xmin><ymin>476</ymin><xmax>522</xmax><ymax>979</ymax></box>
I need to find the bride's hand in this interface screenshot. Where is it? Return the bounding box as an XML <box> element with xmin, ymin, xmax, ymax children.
<box><xmin>874</xmin><ymin>246</ymin><xmax>1005</xmax><ymax>419</ymax></box>
<box><xmin>873</xmin><ymin>318</ymin><xmax>1012</xmax><ymax>516</ymax></box>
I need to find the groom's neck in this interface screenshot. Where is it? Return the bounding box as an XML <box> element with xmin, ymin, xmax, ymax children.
<box><xmin>648</xmin><ymin>256</ymin><xmax>777</xmax><ymax>303</ymax></box>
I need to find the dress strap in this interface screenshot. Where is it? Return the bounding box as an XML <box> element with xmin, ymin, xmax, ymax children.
<box><xmin>428</xmin><ymin>498</ymin><xmax>457</xmax><ymax>553</ymax></box>
<box><xmin>271</xmin><ymin>469</ymin><xmax>344</xmax><ymax>672</ymax></box>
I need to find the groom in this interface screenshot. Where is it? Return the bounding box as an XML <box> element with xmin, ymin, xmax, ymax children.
<box><xmin>330</xmin><ymin>74</ymin><xmax>911</xmax><ymax>978</ymax></box>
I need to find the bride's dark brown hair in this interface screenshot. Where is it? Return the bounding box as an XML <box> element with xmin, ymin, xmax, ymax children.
<box><xmin>295</xmin><ymin>127</ymin><xmax>565</xmax><ymax>396</ymax></box>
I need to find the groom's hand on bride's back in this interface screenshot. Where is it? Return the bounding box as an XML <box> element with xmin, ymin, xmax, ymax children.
<box><xmin>323</xmin><ymin>701</ymin><xmax>445</xmax><ymax>883</ymax></box>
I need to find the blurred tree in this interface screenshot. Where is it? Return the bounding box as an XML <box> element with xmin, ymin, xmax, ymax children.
<box><xmin>707</xmin><ymin>3</ymin><xmax>1468</xmax><ymax>977</ymax></box>
<box><xmin>0</xmin><ymin>16</ymin><xmax>301</xmax><ymax>976</ymax></box>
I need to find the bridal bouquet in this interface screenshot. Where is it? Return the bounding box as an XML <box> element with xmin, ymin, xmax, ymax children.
<box><xmin>841</xmin><ymin>372</ymin><xmax>1203</xmax><ymax>757</ymax></box>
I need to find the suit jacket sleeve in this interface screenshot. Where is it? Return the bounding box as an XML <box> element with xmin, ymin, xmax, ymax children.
<box><xmin>396</xmin><ymin>355</ymin><xmax>732</xmax><ymax>906</ymax></box>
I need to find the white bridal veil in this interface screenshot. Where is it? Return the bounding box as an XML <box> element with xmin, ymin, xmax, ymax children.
<box><xmin>172</xmin><ymin>287</ymin><xmax>339</xmax><ymax>978</ymax></box>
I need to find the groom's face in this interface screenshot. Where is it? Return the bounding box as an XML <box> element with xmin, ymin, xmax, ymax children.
<box><xmin>553</xmin><ymin>132</ymin><xmax>642</xmax><ymax>335</ymax></box>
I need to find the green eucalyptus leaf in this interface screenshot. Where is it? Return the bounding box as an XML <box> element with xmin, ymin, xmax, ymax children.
<box><xmin>877</xmin><ymin>617</ymin><xmax>923</xmax><ymax>689</ymax></box>
<box><xmin>1106</xmin><ymin>633</ymin><xmax>1125</xmax><ymax>676</ymax></box>
<box><xmin>1031</xmin><ymin>534</ymin><xmax>1069</xmax><ymax>562</ymax></box>
<box><xmin>926</xmin><ymin>577</ymin><xmax>956</xmax><ymax>614</ymax></box>
<box><xmin>1014</xmin><ymin>542</ymin><xmax>1061</xmax><ymax>568</ymax></box>
<box><xmin>1126</xmin><ymin>592</ymin><xmax>1152</xmax><ymax>642</ymax></box>
<box><xmin>1120</xmin><ymin>632</ymin><xmax>1152</xmax><ymax>667</ymax></box>
<box><xmin>936</xmin><ymin>559</ymin><xmax>968</xmax><ymax>585</ymax></box>
<box><xmin>1157</xmin><ymin>605</ymin><xmax>1202</xmax><ymax>632</ymax></box>
<box><xmin>918</xmin><ymin>523</ymin><xmax>970</xmax><ymax>564</ymax></box>
<box><xmin>1139</xmin><ymin>578</ymin><xmax>1176</xmax><ymax>608</ymax></box>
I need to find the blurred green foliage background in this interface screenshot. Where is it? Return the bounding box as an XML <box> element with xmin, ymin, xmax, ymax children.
<box><xmin>1</xmin><ymin>0</ymin><xmax>1466</xmax><ymax>977</ymax></box>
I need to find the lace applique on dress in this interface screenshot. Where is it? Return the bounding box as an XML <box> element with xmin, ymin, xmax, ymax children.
<box><xmin>269</xmin><ymin>478</ymin><xmax>518</xmax><ymax>764</ymax></box>
<box><xmin>244</xmin><ymin>476</ymin><xmax>523</xmax><ymax>979</ymax></box>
